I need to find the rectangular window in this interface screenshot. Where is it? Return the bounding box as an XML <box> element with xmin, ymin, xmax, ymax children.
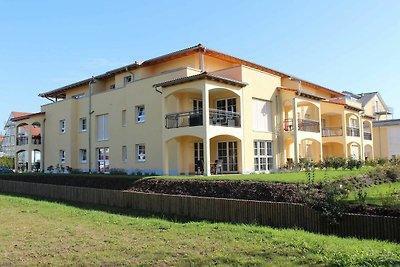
<box><xmin>136</xmin><ymin>106</ymin><xmax>145</xmax><ymax>123</ymax></box>
<box><xmin>254</xmin><ymin>140</ymin><xmax>273</xmax><ymax>171</ymax></box>
<box><xmin>59</xmin><ymin>150</ymin><xmax>66</xmax><ymax>164</ymax></box>
<box><xmin>216</xmin><ymin>98</ymin><xmax>236</xmax><ymax>112</ymax></box>
<box><xmin>80</xmin><ymin>117</ymin><xmax>87</xmax><ymax>132</ymax></box>
<box><xmin>122</xmin><ymin>145</ymin><xmax>127</xmax><ymax>162</ymax></box>
<box><xmin>60</xmin><ymin>120</ymin><xmax>66</xmax><ymax>133</ymax></box>
<box><xmin>96</xmin><ymin>114</ymin><xmax>109</xmax><ymax>141</ymax></box>
<box><xmin>252</xmin><ymin>98</ymin><xmax>272</xmax><ymax>132</ymax></box>
<box><xmin>137</xmin><ymin>144</ymin><xmax>146</xmax><ymax>162</ymax></box>
<box><xmin>122</xmin><ymin>110</ymin><xmax>127</xmax><ymax>127</ymax></box>
<box><xmin>72</xmin><ymin>93</ymin><xmax>85</xmax><ymax>99</ymax></box>
<box><xmin>124</xmin><ymin>75</ymin><xmax>133</xmax><ymax>85</ymax></box>
<box><xmin>193</xmin><ymin>99</ymin><xmax>203</xmax><ymax>111</ymax></box>
<box><xmin>80</xmin><ymin>149</ymin><xmax>87</xmax><ymax>163</ymax></box>
<box><xmin>110</xmin><ymin>84</ymin><xmax>116</xmax><ymax>90</ymax></box>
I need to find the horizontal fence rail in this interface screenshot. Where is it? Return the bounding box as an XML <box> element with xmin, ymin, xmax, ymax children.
<box><xmin>0</xmin><ymin>180</ymin><xmax>398</xmax><ymax>242</ymax></box>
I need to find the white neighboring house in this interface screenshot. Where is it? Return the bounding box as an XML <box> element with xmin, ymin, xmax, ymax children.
<box><xmin>2</xmin><ymin>112</ymin><xmax>32</xmax><ymax>158</ymax></box>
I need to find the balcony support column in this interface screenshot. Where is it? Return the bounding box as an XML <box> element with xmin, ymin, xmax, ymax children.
<box><xmin>203</xmin><ymin>85</ymin><xmax>211</xmax><ymax>176</ymax></box>
<box><xmin>343</xmin><ymin>112</ymin><xmax>348</xmax><ymax>158</ymax></box>
<box><xmin>292</xmin><ymin>98</ymin><xmax>299</xmax><ymax>164</ymax></box>
<box><xmin>27</xmin><ymin>124</ymin><xmax>32</xmax><ymax>172</ymax></box>
<box><xmin>360</xmin><ymin>116</ymin><xmax>364</xmax><ymax>160</ymax></box>
<box><xmin>162</xmin><ymin>140</ymin><xmax>169</xmax><ymax>176</ymax></box>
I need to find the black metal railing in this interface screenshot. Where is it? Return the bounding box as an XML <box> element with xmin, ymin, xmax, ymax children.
<box><xmin>322</xmin><ymin>127</ymin><xmax>343</xmax><ymax>137</ymax></box>
<box><xmin>364</xmin><ymin>131</ymin><xmax>372</xmax><ymax>140</ymax></box>
<box><xmin>32</xmin><ymin>135</ymin><xmax>41</xmax><ymax>145</ymax></box>
<box><xmin>16</xmin><ymin>136</ymin><xmax>28</xmax><ymax>146</ymax></box>
<box><xmin>298</xmin><ymin>119</ymin><xmax>320</xmax><ymax>132</ymax></box>
<box><xmin>347</xmin><ymin>127</ymin><xmax>360</xmax><ymax>137</ymax></box>
<box><xmin>165</xmin><ymin>109</ymin><xmax>241</xmax><ymax>129</ymax></box>
<box><xmin>165</xmin><ymin>110</ymin><xmax>203</xmax><ymax>129</ymax></box>
<box><xmin>209</xmin><ymin>109</ymin><xmax>241</xmax><ymax>127</ymax></box>
<box><xmin>283</xmin><ymin>118</ymin><xmax>320</xmax><ymax>132</ymax></box>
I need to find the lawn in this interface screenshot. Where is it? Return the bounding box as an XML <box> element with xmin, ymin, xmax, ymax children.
<box><xmin>156</xmin><ymin>167</ymin><xmax>372</xmax><ymax>184</ymax></box>
<box><xmin>0</xmin><ymin>194</ymin><xmax>399</xmax><ymax>266</ymax></box>
<box><xmin>348</xmin><ymin>181</ymin><xmax>400</xmax><ymax>206</ymax></box>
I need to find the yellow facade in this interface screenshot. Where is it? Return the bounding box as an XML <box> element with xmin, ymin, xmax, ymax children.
<box><xmin>13</xmin><ymin>44</ymin><xmax>375</xmax><ymax>174</ymax></box>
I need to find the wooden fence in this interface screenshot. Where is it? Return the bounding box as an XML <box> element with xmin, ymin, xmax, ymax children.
<box><xmin>0</xmin><ymin>179</ymin><xmax>398</xmax><ymax>242</ymax></box>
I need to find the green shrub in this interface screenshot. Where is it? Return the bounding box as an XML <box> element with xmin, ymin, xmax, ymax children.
<box><xmin>110</xmin><ymin>168</ymin><xmax>127</xmax><ymax>175</ymax></box>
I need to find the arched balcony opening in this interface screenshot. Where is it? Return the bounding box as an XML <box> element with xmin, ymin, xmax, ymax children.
<box><xmin>347</xmin><ymin>142</ymin><xmax>361</xmax><ymax>160</ymax></box>
<box><xmin>364</xmin><ymin>144</ymin><xmax>373</xmax><ymax>161</ymax></box>
<box><xmin>322</xmin><ymin>142</ymin><xmax>345</xmax><ymax>158</ymax></box>
<box><xmin>321</xmin><ymin>112</ymin><xmax>343</xmax><ymax>137</ymax></box>
<box><xmin>164</xmin><ymin>87</ymin><xmax>241</xmax><ymax>129</ymax></box>
<box><xmin>363</xmin><ymin>121</ymin><xmax>372</xmax><ymax>140</ymax></box>
<box><xmin>16</xmin><ymin>150</ymin><xmax>28</xmax><ymax>172</ymax></box>
<box><xmin>32</xmin><ymin>149</ymin><xmax>41</xmax><ymax>172</ymax></box>
<box><xmin>299</xmin><ymin>138</ymin><xmax>321</xmax><ymax>162</ymax></box>
<box><xmin>346</xmin><ymin>113</ymin><xmax>360</xmax><ymax>137</ymax></box>
<box><xmin>16</xmin><ymin>123</ymin><xmax>29</xmax><ymax>146</ymax></box>
<box><xmin>31</xmin><ymin>122</ymin><xmax>42</xmax><ymax>145</ymax></box>
<box><xmin>283</xmin><ymin>101</ymin><xmax>320</xmax><ymax>133</ymax></box>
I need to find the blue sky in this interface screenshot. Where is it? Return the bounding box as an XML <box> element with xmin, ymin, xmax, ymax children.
<box><xmin>1</xmin><ymin>0</ymin><xmax>399</xmax><ymax>131</ymax></box>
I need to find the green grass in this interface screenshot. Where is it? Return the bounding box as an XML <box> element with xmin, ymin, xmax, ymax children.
<box><xmin>348</xmin><ymin>181</ymin><xmax>400</xmax><ymax>206</ymax></box>
<box><xmin>0</xmin><ymin>194</ymin><xmax>399</xmax><ymax>266</ymax></box>
<box><xmin>155</xmin><ymin>167</ymin><xmax>372</xmax><ymax>184</ymax></box>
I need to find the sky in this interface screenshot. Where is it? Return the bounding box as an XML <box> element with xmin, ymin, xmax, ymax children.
<box><xmin>1</xmin><ymin>0</ymin><xmax>400</xmax><ymax>132</ymax></box>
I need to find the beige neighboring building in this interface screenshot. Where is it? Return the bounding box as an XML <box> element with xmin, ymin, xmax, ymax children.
<box><xmin>373</xmin><ymin>119</ymin><xmax>400</xmax><ymax>158</ymax></box>
<box><xmin>12</xmin><ymin>44</ymin><xmax>375</xmax><ymax>175</ymax></box>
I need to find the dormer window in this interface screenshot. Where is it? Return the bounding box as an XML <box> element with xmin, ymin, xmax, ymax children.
<box><xmin>124</xmin><ymin>75</ymin><xmax>133</xmax><ymax>85</ymax></box>
<box><xmin>72</xmin><ymin>93</ymin><xmax>85</xmax><ymax>99</ymax></box>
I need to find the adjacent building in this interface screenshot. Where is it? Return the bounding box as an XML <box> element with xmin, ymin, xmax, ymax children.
<box><xmin>12</xmin><ymin>44</ymin><xmax>375</xmax><ymax>174</ymax></box>
<box><xmin>373</xmin><ymin>119</ymin><xmax>400</xmax><ymax>158</ymax></box>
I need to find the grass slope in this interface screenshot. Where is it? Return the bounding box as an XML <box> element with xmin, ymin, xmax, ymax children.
<box><xmin>348</xmin><ymin>181</ymin><xmax>400</xmax><ymax>206</ymax></box>
<box><xmin>0</xmin><ymin>194</ymin><xmax>399</xmax><ymax>266</ymax></box>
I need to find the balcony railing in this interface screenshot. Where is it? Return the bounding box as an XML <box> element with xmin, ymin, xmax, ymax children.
<box><xmin>32</xmin><ymin>135</ymin><xmax>42</xmax><ymax>145</ymax></box>
<box><xmin>209</xmin><ymin>109</ymin><xmax>240</xmax><ymax>127</ymax></box>
<box><xmin>165</xmin><ymin>109</ymin><xmax>241</xmax><ymax>129</ymax></box>
<box><xmin>284</xmin><ymin>119</ymin><xmax>320</xmax><ymax>133</ymax></box>
<box><xmin>16</xmin><ymin>136</ymin><xmax>28</xmax><ymax>146</ymax></box>
<box><xmin>346</xmin><ymin>127</ymin><xmax>360</xmax><ymax>137</ymax></box>
<box><xmin>364</xmin><ymin>131</ymin><xmax>372</xmax><ymax>140</ymax></box>
<box><xmin>322</xmin><ymin>127</ymin><xmax>343</xmax><ymax>137</ymax></box>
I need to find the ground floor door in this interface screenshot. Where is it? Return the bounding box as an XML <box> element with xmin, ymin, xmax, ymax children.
<box><xmin>217</xmin><ymin>141</ymin><xmax>238</xmax><ymax>173</ymax></box>
<box><xmin>194</xmin><ymin>142</ymin><xmax>204</xmax><ymax>173</ymax></box>
<box><xmin>350</xmin><ymin>144</ymin><xmax>359</xmax><ymax>160</ymax></box>
<box><xmin>97</xmin><ymin>147</ymin><xmax>110</xmax><ymax>172</ymax></box>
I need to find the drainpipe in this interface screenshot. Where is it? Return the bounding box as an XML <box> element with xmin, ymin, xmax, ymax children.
<box><xmin>88</xmin><ymin>77</ymin><xmax>96</xmax><ymax>173</ymax></box>
<box><xmin>200</xmin><ymin>46</ymin><xmax>206</xmax><ymax>72</ymax></box>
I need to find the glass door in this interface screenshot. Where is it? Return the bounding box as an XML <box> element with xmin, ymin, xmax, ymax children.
<box><xmin>217</xmin><ymin>141</ymin><xmax>238</xmax><ymax>173</ymax></box>
<box><xmin>97</xmin><ymin>147</ymin><xmax>110</xmax><ymax>173</ymax></box>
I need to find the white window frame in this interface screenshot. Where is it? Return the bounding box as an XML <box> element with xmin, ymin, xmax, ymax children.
<box><xmin>96</xmin><ymin>114</ymin><xmax>109</xmax><ymax>141</ymax></box>
<box><xmin>136</xmin><ymin>106</ymin><xmax>145</xmax><ymax>123</ymax></box>
<box><xmin>60</xmin><ymin>120</ymin><xmax>66</xmax><ymax>134</ymax></box>
<box><xmin>137</xmin><ymin>144</ymin><xmax>146</xmax><ymax>162</ymax></box>
<box><xmin>254</xmin><ymin>140</ymin><xmax>273</xmax><ymax>172</ymax></box>
<box><xmin>80</xmin><ymin>149</ymin><xmax>87</xmax><ymax>163</ymax></box>
<box><xmin>80</xmin><ymin>117</ymin><xmax>87</xmax><ymax>132</ymax></box>
<box><xmin>59</xmin><ymin>150</ymin><xmax>66</xmax><ymax>164</ymax></box>
<box><xmin>122</xmin><ymin>145</ymin><xmax>127</xmax><ymax>162</ymax></box>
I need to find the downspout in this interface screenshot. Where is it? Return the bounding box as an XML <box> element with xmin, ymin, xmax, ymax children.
<box><xmin>88</xmin><ymin>77</ymin><xmax>96</xmax><ymax>173</ymax></box>
<box><xmin>200</xmin><ymin>46</ymin><xmax>206</xmax><ymax>72</ymax></box>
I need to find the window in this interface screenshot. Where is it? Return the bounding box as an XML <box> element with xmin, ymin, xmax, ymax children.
<box><xmin>254</xmin><ymin>140</ymin><xmax>273</xmax><ymax>172</ymax></box>
<box><xmin>124</xmin><ymin>75</ymin><xmax>133</xmax><ymax>85</ymax></box>
<box><xmin>60</xmin><ymin>120</ymin><xmax>66</xmax><ymax>133</ymax></box>
<box><xmin>193</xmin><ymin>99</ymin><xmax>203</xmax><ymax>111</ymax></box>
<box><xmin>252</xmin><ymin>98</ymin><xmax>272</xmax><ymax>132</ymax></box>
<box><xmin>122</xmin><ymin>145</ymin><xmax>127</xmax><ymax>162</ymax></box>
<box><xmin>137</xmin><ymin>144</ymin><xmax>146</xmax><ymax>162</ymax></box>
<box><xmin>216</xmin><ymin>98</ymin><xmax>236</xmax><ymax>112</ymax></box>
<box><xmin>96</xmin><ymin>114</ymin><xmax>109</xmax><ymax>141</ymax></box>
<box><xmin>59</xmin><ymin>150</ymin><xmax>66</xmax><ymax>164</ymax></box>
<box><xmin>122</xmin><ymin>110</ymin><xmax>127</xmax><ymax>127</ymax></box>
<box><xmin>136</xmin><ymin>106</ymin><xmax>145</xmax><ymax>123</ymax></box>
<box><xmin>97</xmin><ymin>147</ymin><xmax>110</xmax><ymax>172</ymax></box>
<box><xmin>80</xmin><ymin>149</ymin><xmax>87</xmax><ymax>163</ymax></box>
<box><xmin>110</xmin><ymin>84</ymin><xmax>116</xmax><ymax>90</ymax></box>
<box><xmin>80</xmin><ymin>118</ymin><xmax>87</xmax><ymax>132</ymax></box>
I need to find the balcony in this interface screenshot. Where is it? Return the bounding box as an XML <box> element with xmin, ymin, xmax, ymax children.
<box><xmin>284</xmin><ymin>119</ymin><xmax>320</xmax><ymax>133</ymax></box>
<box><xmin>32</xmin><ymin>135</ymin><xmax>42</xmax><ymax>145</ymax></box>
<box><xmin>16</xmin><ymin>136</ymin><xmax>28</xmax><ymax>146</ymax></box>
<box><xmin>165</xmin><ymin>109</ymin><xmax>240</xmax><ymax>129</ymax></box>
<box><xmin>346</xmin><ymin>127</ymin><xmax>360</xmax><ymax>137</ymax></box>
<box><xmin>364</xmin><ymin>131</ymin><xmax>372</xmax><ymax>140</ymax></box>
<box><xmin>322</xmin><ymin>127</ymin><xmax>343</xmax><ymax>137</ymax></box>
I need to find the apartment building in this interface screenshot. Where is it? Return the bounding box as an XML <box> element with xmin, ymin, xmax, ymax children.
<box><xmin>13</xmin><ymin>44</ymin><xmax>374</xmax><ymax>175</ymax></box>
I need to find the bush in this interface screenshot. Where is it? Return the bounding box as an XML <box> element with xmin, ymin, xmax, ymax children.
<box><xmin>110</xmin><ymin>168</ymin><xmax>127</xmax><ymax>175</ymax></box>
